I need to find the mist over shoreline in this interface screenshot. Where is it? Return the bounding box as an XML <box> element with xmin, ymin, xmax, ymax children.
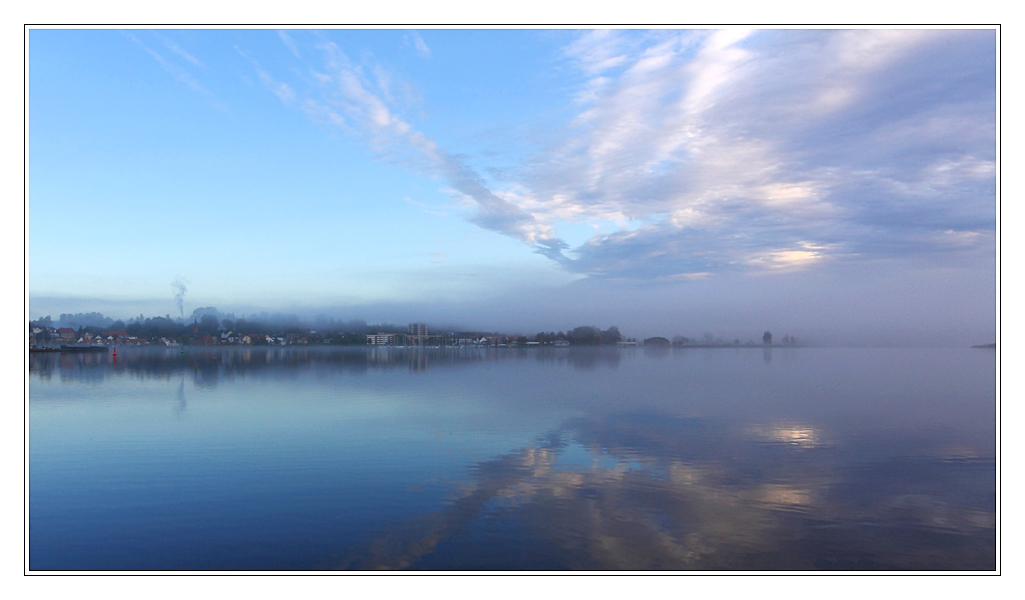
<box><xmin>30</xmin><ymin>284</ymin><xmax>996</xmax><ymax>348</ymax></box>
<box><xmin>30</xmin><ymin>255</ymin><xmax>996</xmax><ymax>348</ymax></box>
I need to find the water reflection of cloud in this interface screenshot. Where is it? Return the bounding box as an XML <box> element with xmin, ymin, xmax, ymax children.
<box><xmin>746</xmin><ymin>422</ymin><xmax>824</xmax><ymax>448</ymax></box>
<box><xmin>340</xmin><ymin>414</ymin><xmax>994</xmax><ymax>571</ymax></box>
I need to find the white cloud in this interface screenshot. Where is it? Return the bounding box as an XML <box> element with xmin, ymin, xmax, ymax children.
<box><xmin>515</xmin><ymin>29</ymin><xmax>995</xmax><ymax>279</ymax></box>
<box><xmin>278</xmin><ymin>30</ymin><xmax>301</xmax><ymax>59</ymax></box>
<box><xmin>246</xmin><ymin>29</ymin><xmax>995</xmax><ymax>282</ymax></box>
<box><xmin>235</xmin><ymin>46</ymin><xmax>296</xmax><ymax>104</ymax></box>
<box><xmin>160</xmin><ymin>36</ymin><xmax>203</xmax><ymax>67</ymax></box>
<box><xmin>125</xmin><ymin>32</ymin><xmax>227</xmax><ymax>111</ymax></box>
<box><xmin>408</xmin><ymin>31</ymin><xmax>431</xmax><ymax>58</ymax></box>
<box><xmin>248</xmin><ymin>40</ymin><xmax>569</xmax><ymax>262</ymax></box>
<box><xmin>563</xmin><ymin>29</ymin><xmax>630</xmax><ymax>76</ymax></box>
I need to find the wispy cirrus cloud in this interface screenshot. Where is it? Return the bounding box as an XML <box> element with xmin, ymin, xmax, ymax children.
<box><xmin>404</xmin><ymin>31</ymin><xmax>431</xmax><ymax>58</ymax></box>
<box><xmin>124</xmin><ymin>32</ymin><xmax>227</xmax><ymax>111</ymax></box>
<box><xmin>278</xmin><ymin>30</ymin><xmax>301</xmax><ymax>59</ymax></box>
<box><xmin>246</xmin><ymin>37</ymin><xmax>570</xmax><ymax>262</ymax></box>
<box><xmin>235</xmin><ymin>46</ymin><xmax>296</xmax><ymax>104</ymax></box>
<box><xmin>159</xmin><ymin>35</ymin><xmax>204</xmax><ymax>67</ymax></box>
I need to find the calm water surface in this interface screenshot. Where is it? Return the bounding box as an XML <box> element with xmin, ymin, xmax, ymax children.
<box><xmin>29</xmin><ymin>346</ymin><xmax>996</xmax><ymax>571</ymax></box>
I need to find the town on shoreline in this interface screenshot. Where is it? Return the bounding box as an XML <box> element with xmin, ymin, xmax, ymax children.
<box><xmin>29</xmin><ymin>311</ymin><xmax>799</xmax><ymax>351</ymax></box>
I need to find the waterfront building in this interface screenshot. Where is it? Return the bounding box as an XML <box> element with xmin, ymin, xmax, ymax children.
<box><xmin>367</xmin><ymin>333</ymin><xmax>397</xmax><ymax>346</ymax></box>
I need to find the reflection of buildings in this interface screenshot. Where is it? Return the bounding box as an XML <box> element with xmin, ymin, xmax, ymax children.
<box><xmin>408</xmin><ymin>348</ymin><xmax>429</xmax><ymax>372</ymax></box>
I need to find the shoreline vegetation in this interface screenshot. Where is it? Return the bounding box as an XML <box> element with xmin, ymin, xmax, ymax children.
<box><xmin>27</xmin><ymin>310</ymin><xmax>993</xmax><ymax>351</ymax></box>
<box><xmin>28</xmin><ymin>311</ymin><xmax>805</xmax><ymax>350</ymax></box>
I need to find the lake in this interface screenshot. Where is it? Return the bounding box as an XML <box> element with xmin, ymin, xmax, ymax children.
<box><xmin>28</xmin><ymin>345</ymin><xmax>996</xmax><ymax>571</ymax></box>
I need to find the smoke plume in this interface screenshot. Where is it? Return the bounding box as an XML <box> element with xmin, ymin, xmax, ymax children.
<box><xmin>172</xmin><ymin>277</ymin><xmax>187</xmax><ymax>319</ymax></box>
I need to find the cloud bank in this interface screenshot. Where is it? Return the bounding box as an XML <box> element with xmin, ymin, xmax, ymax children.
<box><xmin>527</xmin><ymin>29</ymin><xmax>995</xmax><ymax>279</ymax></box>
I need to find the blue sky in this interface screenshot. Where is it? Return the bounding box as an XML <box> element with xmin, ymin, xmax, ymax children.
<box><xmin>28</xmin><ymin>28</ymin><xmax>997</xmax><ymax>345</ymax></box>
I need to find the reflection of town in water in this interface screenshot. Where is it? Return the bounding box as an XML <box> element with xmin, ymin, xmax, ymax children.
<box><xmin>344</xmin><ymin>414</ymin><xmax>994</xmax><ymax>571</ymax></box>
<box><xmin>29</xmin><ymin>345</ymin><xmax>627</xmax><ymax>384</ymax></box>
<box><xmin>29</xmin><ymin>346</ymin><xmax>995</xmax><ymax>570</ymax></box>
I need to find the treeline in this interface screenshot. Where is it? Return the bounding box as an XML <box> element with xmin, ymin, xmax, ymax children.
<box><xmin>29</xmin><ymin>310</ymin><xmax>632</xmax><ymax>348</ymax></box>
<box><xmin>32</xmin><ymin>313</ymin><xmax>116</xmax><ymax>329</ymax></box>
<box><xmin>30</xmin><ymin>309</ymin><xmax>397</xmax><ymax>333</ymax></box>
<box><xmin>28</xmin><ymin>309</ymin><xmax>403</xmax><ymax>346</ymax></box>
<box><xmin>531</xmin><ymin>326</ymin><xmax>624</xmax><ymax>345</ymax></box>
<box><xmin>31</xmin><ymin>310</ymin><xmax>794</xmax><ymax>349</ymax></box>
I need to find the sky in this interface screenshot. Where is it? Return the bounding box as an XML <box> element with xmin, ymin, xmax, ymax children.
<box><xmin>27</xmin><ymin>28</ymin><xmax>997</xmax><ymax>345</ymax></box>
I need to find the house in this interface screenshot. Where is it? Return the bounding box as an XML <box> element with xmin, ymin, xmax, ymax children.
<box><xmin>104</xmin><ymin>331</ymin><xmax>129</xmax><ymax>344</ymax></box>
<box><xmin>57</xmin><ymin>327</ymin><xmax>76</xmax><ymax>343</ymax></box>
<box><xmin>82</xmin><ymin>332</ymin><xmax>104</xmax><ymax>345</ymax></box>
<box><xmin>240</xmin><ymin>334</ymin><xmax>272</xmax><ymax>345</ymax></box>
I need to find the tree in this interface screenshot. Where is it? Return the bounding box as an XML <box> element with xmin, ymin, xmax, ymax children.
<box><xmin>199</xmin><ymin>314</ymin><xmax>220</xmax><ymax>335</ymax></box>
<box><xmin>600</xmin><ymin>326</ymin><xmax>623</xmax><ymax>345</ymax></box>
<box><xmin>190</xmin><ymin>307</ymin><xmax>221</xmax><ymax>321</ymax></box>
<box><xmin>763</xmin><ymin>331</ymin><xmax>773</xmax><ymax>346</ymax></box>
<box><xmin>569</xmin><ymin>326</ymin><xmax>600</xmax><ymax>345</ymax></box>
